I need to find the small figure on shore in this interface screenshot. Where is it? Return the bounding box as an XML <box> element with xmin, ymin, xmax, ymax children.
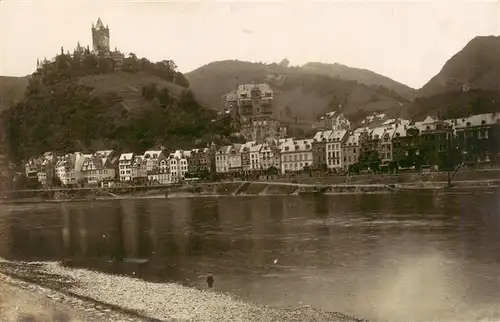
<box><xmin>206</xmin><ymin>273</ymin><xmax>214</xmax><ymax>288</ymax></box>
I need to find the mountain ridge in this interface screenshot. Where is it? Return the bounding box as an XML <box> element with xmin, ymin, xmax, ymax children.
<box><xmin>418</xmin><ymin>35</ymin><xmax>500</xmax><ymax>97</ymax></box>
<box><xmin>412</xmin><ymin>35</ymin><xmax>500</xmax><ymax>119</ymax></box>
<box><xmin>300</xmin><ymin>62</ymin><xmax>415</xmax><ymax>97</ymax></box>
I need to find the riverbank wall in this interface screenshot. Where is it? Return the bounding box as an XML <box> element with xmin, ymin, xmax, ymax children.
<box><xmin>274</xmin><ymin>169</ymin><xmax>500</xmax><ymax>185</ymax></box>
<box><xmin>2</xmin><ymin>170</ymin><xmax>500</xmax><ymax>203</ymax></box>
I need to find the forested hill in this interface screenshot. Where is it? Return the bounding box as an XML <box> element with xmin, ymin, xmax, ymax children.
<box><xmin>410</xmin><ymin>36</ymin><xmax>500</xmax><ymax>120</ymax></box>
<box><xmin>185</xmin><ymin>60</ymin><xmax>411</xmax><ymax>123</ymax></box>
<box><xmin>0</xmin><ymin>50</ymin><xmax>233</xmax><ymax>163</ymax></box>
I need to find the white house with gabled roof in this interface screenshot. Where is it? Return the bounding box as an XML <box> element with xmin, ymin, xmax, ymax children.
<box><xmin>326</xmin><ymin>130</ymin><xmax>348</xmax><ymax>171</ymax></box>
<box><xmin>280</xmin><ymin>139</ymin><xmax>313</xmax><ymax>174</ymax></box>
<box><xmin>168</xmin><ymin>150</ymin><xmax>189</xmax><ymax>182</ymax></box>
<box><xmin>143</xmin><ymin>150</ymin><xmax>165</xmax><ymax>174</ymax></box>
<box><xmin>119</xmin><ymin>153</ymin><xmax>134</xmax><ymax>181</ymax></box>
<box><xmin>215</xmin><ymin>146</ymin><xmax>231</xmax><ymax>173</ymax></box>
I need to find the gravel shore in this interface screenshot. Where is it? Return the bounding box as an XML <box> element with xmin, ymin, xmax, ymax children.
<box><xmin>0</xmin><ymin>259</ymin><xmax>368</xmax><ymax>322</ymax></box>
<box><xmin>0</xmin><ymin>273</ymin><xmax>135</xmax><ymax>321</ymax></box>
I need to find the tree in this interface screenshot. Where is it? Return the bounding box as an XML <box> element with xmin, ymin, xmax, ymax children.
<box><xmin>0</xmin><ymin>50</ymin><xmax>233</xmax><ymax>163</ymax></box>
<box><xmin>279</xmin><ymin>58</ymin><xmax>290</xmax><ymax>68</ymax></box>
<box><xmin>141</xmin><ymin>83</ymin><xmax>158</xmax><ymax>101</ymax></box>
<box><xmin>52</xmin><ymin>175</ymin><xmax>62</xmax><ymax>187</ymax></box>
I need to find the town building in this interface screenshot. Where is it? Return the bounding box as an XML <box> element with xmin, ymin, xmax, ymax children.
<box><xmin>259</xmin><ymin>140</ymin><xmax>281</xmax><ymax>170</ymax></box>
<box><xmin>168</xmin><ymin>150</ymin><xmax>189</xmax><ymax>182</ymax></box>
<box><xmin>131</xmin><ymin>155</ymin><xmax>147</xmax><ymax>181</ymax></box>
<box><xmin>24</xmin><ymin>152</ymin><xmax>58</xmax><ymax>187</ymax></box>
<box><xmin>360</xmin><ymin>113</ymin><xmax>388</xmax><ymax>128</ymax></box>
<box><xmin>143</xmin><ymin>150</ymin><xmax>165</xmax><ymax>174</ymax></box>
<box><xmin>342</xmin><ymin>133</ymin><xmax>362</xmax><ymax>172</ymax></box>
<box><xmin>377</xmin><ymin>125</ymin><xmax>398</xmax><ymax>165</ymax></box>
<box><xmin>392</xmin><ymin>124</ymin><xmax>422</xmax><ymax>169</ymax></box>
<box><xmin>40</xmin><ymin>152</ymin><xmax>58</xmax><ymax>187</ymax></box>
<box><xmin>147</xmin><ymin>152</ymin><xmax>171</xmax><ymax>184</ymax></box>
<box><xmin>228</xmin><ymin>144</ymin><xmax>242</xmax><ymax>172</ymax></box>
<box><xmin>249</xmin><ymin>144</ymin><xmax>262</xmax><ymax>171</ymax></box>
<box><xmin>73</xmin><ymin>152</ymin><xmax>91</xmax><ymax>185</ymax></box>
<box><xmin>224</xmin><ymin>83</ymin><xmax>281</xmax><ymax>142</ymax></box>
<box><xmin>315</xmin><ymin>111</ymin><xmax>351</xmax><ymax>131</ymax></box>
<box><xmin>312</xmin><ymin>130</ymin><xmax>333</xmax><ymax>170</ymax></box>
<box><xmin>119</xmin><ymin>153</ymin><xmax>134</xmax><ymax>181</ymax></box>
<box><xmin>215</xmin><ymin>146</ymin><xmax>231</xmax><ymax>173</ymax></box>
<box><xmin>25</xmin><ymin>158</ymin><xmax>42</xmax><ymax>180</ymax></box>
<box><xmin>326</xmin><ymin>130</ymin><xmax>348</xmax><ymax>172</ymax></box>
<box><xmin>280</xmin><ymin>139</ymin><xmax>313</xmax><ymax>174</ymax></box>
<box><xmin>187</xmin><ymin>148</ymin><xmax>211</xmax><ymax>175</ymax></box>
<box><xmin>239</xmin><ymin>141</ymin><xmax>255</xmax><ymax>174</ymax></box>
<box><xmin>55</xmin><ymin>154</ymin><xmax>77</xmax><ymax>186</ymax></box>
<box><xmin>414</xmin><ymin>116</ymin><xmax>454</xmax><ymax>170</ymax></box>
<box><xmin>452</xmin><ymin>113</ymin><xmax>500</xmax><ymax>168</ymax></box>
<box><xmin>81</xmin><ymin>150</ymin><xmax>118</xmax><ymax>186</ymax></box>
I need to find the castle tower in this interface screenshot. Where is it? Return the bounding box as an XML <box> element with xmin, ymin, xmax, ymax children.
<box><xmin>91</xmin><ymin>17</ymin><xmax>110</xmax><ymax>54</ymax></box>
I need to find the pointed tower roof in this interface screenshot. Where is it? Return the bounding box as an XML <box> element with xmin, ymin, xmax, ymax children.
<box><xmin>95</xmin><ymin>18</ymin><xmax>105</xmax><ymax>29</ymax></box>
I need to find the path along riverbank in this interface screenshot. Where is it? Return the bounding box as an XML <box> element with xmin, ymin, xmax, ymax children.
<box><xmin>2</xmin><ymin>169</ymin><xmax>500</xmax><ymax>203</ymax></box>
<box><xmin>0</xmin><ymin>259</ymin><xmax>367</xmax><ymax>322</ymax></box>
<box><xmin>1</xmin><ymin>179</ymin><xmax>500</xmax><ymax>204</ymax></box>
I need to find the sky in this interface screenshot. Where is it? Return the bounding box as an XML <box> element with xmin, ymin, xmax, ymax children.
<box><xmin>0</xmin><ymin>0</ymin><xmax>498</xmax><ymax>89</ymax></box>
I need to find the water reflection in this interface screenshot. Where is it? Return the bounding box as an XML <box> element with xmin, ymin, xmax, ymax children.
<box><xmin>0</xmin><ymin>192</ymin><xmax>499</xmax><ymax>321</ymax></box>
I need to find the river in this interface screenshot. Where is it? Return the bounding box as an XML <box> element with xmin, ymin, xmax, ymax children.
<box><xmin>0</xmin><ymin>192</ymin><xmax>499</xmax><ymax>321</ymax></box>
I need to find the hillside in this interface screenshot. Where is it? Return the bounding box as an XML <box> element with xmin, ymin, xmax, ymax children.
<box><xmin>185</xmin><ymin>60</ymin><xmax>411</xmax><ymax>122</ymax></box>
<box><xmin>301</xmin><ymin>62</ymin><xmax>415</xmax><ymax>98</ymax></box>
<box><xmin>410</xmin><ymin>89</ymin><xmax>500</xmax><ymax>121</ymax></box>
<box><xmin>419</xmin><ymin>36</ymin><xmax>500</xmax><ymax>97</ymax></box>
<box><xmin>0</xmin><ymin>76</ymin><xmax>29</xmax><ymax>112</ymax></box>
<box><xmin>77</xmin><ymin>71</ymin><xmax>186</xmax><ymax>110</ymax></box>
<box><xmin>0</xmin><ymin>52</ymin><xmax>233</xmax><ymax>163</ymax></box>
<box><xmin>410</xmin><ymin>36</ymin><xmax>500</xmax><ymax>119</ymax></box>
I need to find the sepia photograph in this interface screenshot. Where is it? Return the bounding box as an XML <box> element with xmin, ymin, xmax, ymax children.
<box><xmin>0</xmin><ymin>0</ymin><xmax>499</xmax><ymax>321</ymax></box>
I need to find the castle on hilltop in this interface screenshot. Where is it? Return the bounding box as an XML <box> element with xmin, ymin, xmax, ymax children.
<box><xmin>36</xmin><ymin>18</ymin><xmax>125</xmax><ymax>70</ymax></box>
<box><xmin>90</xmin><ymin>17</ymin><xmax>124</xmax><ymax>67</ymax></box>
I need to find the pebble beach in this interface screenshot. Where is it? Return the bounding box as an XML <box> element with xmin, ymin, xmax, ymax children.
<box><xmin>0</xmin><ymin>259</ymin><xmax>368</xmax><ymax>322</ymax></box>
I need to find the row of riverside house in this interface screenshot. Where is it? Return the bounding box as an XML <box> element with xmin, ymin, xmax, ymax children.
<box><xmin>20</xmin><ymin>112</ymin><xmax>500</xmax><ymax>189</ymax></box>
